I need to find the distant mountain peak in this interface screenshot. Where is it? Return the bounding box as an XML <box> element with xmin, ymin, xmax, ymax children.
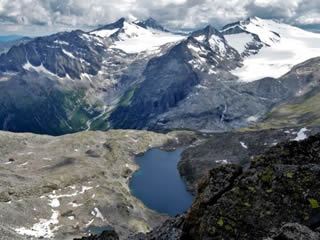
<box><xmin>94</xmin><ymin>18</ymin><xmax>126</xmax><ymax>32</ymax></box>
<box><xmin>135</xmin><ymin>18</ymin><xmax>168</xmax><ymax>32</ymax></box>
<box><xmin>191</xmin><ymin>25</ymin><xmax>223</xmax><ymax>40</ymax></box>
<box><xmin>90</xmin><ymin>17</ymin><xmax>170</xmax><ymax>39</ymax></box>
<box><xmin>221</xmin><ymin>16</ymin><xmax>282</xmax><ymax>46</ymax></box>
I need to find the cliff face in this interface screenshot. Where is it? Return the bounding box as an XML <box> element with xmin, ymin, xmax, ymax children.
<box><xmin>131</xmin><ymin>133</ymin><xmax>320</xmax><ymax>240</ymax></box>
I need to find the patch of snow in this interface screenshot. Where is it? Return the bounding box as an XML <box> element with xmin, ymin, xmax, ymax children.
<box><xmin>240</xmin><ymin>142</ymin><xmax>248</xmax><ymax>149</ymax></box>
<box><xmin>215</xmin><ymin>159</ymin><xmax>229</xmax><ymax>164</ymax></box>
<box><xmin>68</xmin><ymin>216</ymin><xmax>75</xmax><ymax>220</ymax></box>
<box><xmin>85</xmin><ymin>219</ymin><xmax>95</xmax><ymax>227</ymax></box>
<box><xmin>68</xmin><ymin>202</ymin><xmax>83</xmax><ymax>208</ymax></box>
<box><xmin>18</xmin><ymin>162</ymin><xmax>29</xmax><ymax>167</ymax></box>
<box><xmin>188</xmin><ymin>43</ymin><xmax>201</xmax><ymax>53</ymax></box>
<box><xmin>48</xmin><ymin>198</ymin><xmax>60</xmax><ymax>208</ymax></box>
<box><xmin>80</xmin><ymin>186</ymin><xmax>93</xmax><ymax>194</ymax></box>
<box><xmin>196</xmin><ymin>84</ymin><xmax>208</xmax><ymax>89</ymax></box>
<box><xmin>194</xmin><ymin>35</ymin><xmax>206</xmax><ymax>42</ymax></box>
<box><xmin>293</xmin><ymin>128</ymin><xmax>308</xmax><ymax>141</ymax></box>
<box><xmin>62</xmin><ymin>49</ymin><xmax>76</xmax><ymax>59</ymax></box>
<box><xmin>23</xmin><ymin>61</ymin><xmax>57</xmax><ymax>77</ymax></box>
<box><xmin>247</xmin><ymin>116</ymin><xmax>258</xmax><ymax>122</ymax></box>
<box><xmin>54</xmin><ymin>40</ymin><xmax>69</xmax><ymax>45</ymax></box>
<box><xmin>14</xmin><ymin>210</ymin><xmax>59</xmax><ymax>238</ymax></box>
<box><xmin>94</xmin><ymin>208</ymin><xmax>105</xmax><ymax>221</ymax></box>
<box><xmin>208</xmin><ymin>69</ymin><xmax>216</xmax><ymax>75</ymax></box>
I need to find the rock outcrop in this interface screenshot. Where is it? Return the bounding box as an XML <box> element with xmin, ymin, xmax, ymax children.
<box><xmin>266</xmin><ymin>223</ymin><xmax>320</xmax><ymax>240</ymax></box>
<box><xmin>179</xmin><ymin>125</ymin><xmax>320</xmax><ymax>193</ymax></box>
<box><xmin>75</xmin><ymin>229</ymin><xmax>120</xmax><ymax>240</ymax></box>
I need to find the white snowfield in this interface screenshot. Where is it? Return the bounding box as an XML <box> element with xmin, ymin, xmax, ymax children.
<box><xmin>224</xmin><ymin>33</ymin><xmax>254</xmax><ymax>55</ymax></box>
<box><xmin>224</xmin><ymin>17</ymin><xmax>320</xmax><ymax>82</ymax></box>
<box><xmin>91</xmin><ymin>21</ymin><xmax>185</xmax><ymax>53</ymax></box>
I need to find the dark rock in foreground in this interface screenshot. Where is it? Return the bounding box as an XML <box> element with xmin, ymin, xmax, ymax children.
<box><xmin>130</xmin><ymin>133</ymin><xmax>320</xmax><ymax>239</ymax></box>
<box><xmin>75</xmin><ymin>229</ymin><xmax>119</xmax><ymax>240</ymax></box>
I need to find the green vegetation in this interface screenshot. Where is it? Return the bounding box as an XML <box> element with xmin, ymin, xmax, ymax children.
<box><xmin>52</xmin><ymin>89</ymin><xmax>98</xmax><ymax>134</ymax></box>
<box><xmin>118</xmin><ymin>84</ymin><xmax>138</xmax><ymax>107</ymax></box>
<box><xmin>308</xmin><ymin>199</ymin><xmax>319</xmax><ymax>209</ymax></box>
<box><xmin>217</xmin><ymin>218</ymin><xmax>224</xmax><ymax>227</ymax></box>
<box><xmin>261</xmin><ymin>168</ymin><xmax>273</xmax><ymax>182</ymax></box>
<box><xmin>285</xmin><ymin>172</ymin><xmax>294</xmax><ymax>178</ymax></box>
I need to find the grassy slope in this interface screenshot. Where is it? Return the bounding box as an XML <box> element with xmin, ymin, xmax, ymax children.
<box><xmin>246</xmin><ymin>88</ymin><xmax>320</xmax><ymax>131</ymax></box>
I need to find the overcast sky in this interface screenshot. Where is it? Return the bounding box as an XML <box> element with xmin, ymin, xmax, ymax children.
<box><xmin>0</xmin><ymin>0</ymin><xmax>320</xmax><ymax>36</ymax></box>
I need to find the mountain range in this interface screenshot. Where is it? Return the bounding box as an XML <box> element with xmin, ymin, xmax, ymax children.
<box><xmin>1</xmin><ymin>17</ymin><xmax>320</xmax><ymax>135</ymax></box>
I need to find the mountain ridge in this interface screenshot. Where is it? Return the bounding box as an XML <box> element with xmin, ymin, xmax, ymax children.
<box><xmin>0</xmin><ymin>16</ymin><xmax>320</xmax><ymax>135</ymax></box>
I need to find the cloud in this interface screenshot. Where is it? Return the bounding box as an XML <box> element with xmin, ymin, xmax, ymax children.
<box><xmin>0</xmin><ymin>0</ymin><xmax>319</xmax><ymax>35</ymax></box>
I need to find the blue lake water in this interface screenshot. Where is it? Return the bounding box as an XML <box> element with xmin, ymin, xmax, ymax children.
<box><xmin>129</xmin><ymin>148</ymin><xmax>194</xmax><ymax>216</ymax></box>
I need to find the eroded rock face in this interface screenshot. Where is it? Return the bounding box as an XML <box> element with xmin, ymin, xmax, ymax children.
<box><xmin>0</xmin><ymin>129</ymin><xmax>196</xmax><ymax>239</ymax></box>
<box><xmin>179</xmin><ymin>126</ymin><xmax>320</xmax><ymax>193</ymax></box>
<box><xmin>266</xmin><ymin>223</ymin><xmax>320</xmax><ymax>240</ymax></box>
<box><xmin>132</xmin><ymin>133</ymin><xmax>320</xmax><ymax>240</ymax></box>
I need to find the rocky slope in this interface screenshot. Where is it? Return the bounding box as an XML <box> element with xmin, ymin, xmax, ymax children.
<box><xmin>251</xmin><ymin>57</ymin><xmax>320</xmax><ymax>130</ymax></box>
<box><xmin>179</xmin><ymin>125</ymin><xmax>320</xmax><ymax>193</ymax></box>
<box><xmin>0</xmin><ymin>36</ymin><xmax>31</xmax><ymax>54</ymax></box>
<box><xmin>130</xmin><ymin>133</ymin><xmax>320</xmax><ymax>240</ymax></box>
<box><xmin>109</xmin><ymin>19</ymin><xmax>320</xmax><ymax>132</ymax></box>
<box><xmin>0</xmin><ymin>18</ymin><xmax>179</xmax><ymax>135</ymax></box>
<box><xmin>0</xmin><ymin>129</ymin><xmax>196</xmax><ymax>240</ymax></box>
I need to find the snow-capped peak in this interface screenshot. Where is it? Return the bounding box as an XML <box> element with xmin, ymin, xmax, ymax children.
<box><xmin>90</xmin><ymin>17</ymin><xmax>185</xmax><ymax>53</ymax></box>
<box><xmin>90</xmin><ymin>18</ymin><xmax>125</xmax><ymax>38</ymax></box>
<box><xmin>191</xmin><ymin>25</ymin><xmax>228</xmax><ymax>56</ymax></box>
<box><xmin>222</xmin><ymin>17</ymin><xmax>282</xmax><ymax>46</ymax></box>
<box><xmin>223</xmin><ymin>16</ymin><xmax>320</xmax><ymax>82</ymax></box>
<box><xmin>91</xmin><ymin>17</ymin><xmax>168</xmax><ymax>39</ymax></box>
<box><xmin>134</xmin><ymin>18</ymin><xmax>168</xmax><ymax>32</ymax></box>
